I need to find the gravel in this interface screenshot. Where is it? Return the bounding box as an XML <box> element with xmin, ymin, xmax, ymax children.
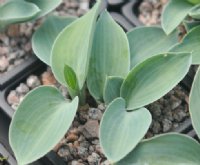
<box><xmin>146</xmin><ymin>86</ymin><xmax>189</xmax><ymax>137</ymax></box>
<box><xmin>0</xmin><ymin>23</ymin><xmax>35</xmax><ymax>74</ymax></box>
<box><xmin>139</xmin><ymin>0</ymin><xmax>168</xmax><ymax>25</ymax></box>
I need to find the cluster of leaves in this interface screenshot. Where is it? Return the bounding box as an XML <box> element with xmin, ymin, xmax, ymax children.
<box><xmin>0</xmin><ymin>0</ymin><xmax>62</xmax><ymax>29</ymax></box>
<box><xmin>8</xmin><ymin>0</ymin><xmax>200</xmax><ymax>164</ymax></box>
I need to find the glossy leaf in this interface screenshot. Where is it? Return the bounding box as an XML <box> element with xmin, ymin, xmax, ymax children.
<box><xmin>0</xmin><ymin>1</ymin><xmax>40</xmax><ymax>28</ymax></box>
<box><xmin>127</xmin><ymin>26</ymin><xmax>178</xmax><ymax>68</ymax></box>
<box><xmin>116</xmin><ymin>133</ymin><xmax>200</xmax><ymax>165</ymax></box>
<box><xmin>32</xmin><ymin>15</ymin><xmax>76</xmax><ymax>65</ymax></box>
<box><xmin>51</xmin><ymin>2</ymin><xmax>100</xmax><ymax>88</ymax></box>
<box><xmin>9</xmin><ymin>86</ymin><xmax>79</xmax><ymax>165</ymax></box>
<box><xmin>121</xmin><ymin>52</ymin><xmax>192</xmax><ymax>110</ymax></box>
<box><xmin>87</xmin><ymin>11</ymin><xmax>130</xmax><ymax>101</ymax></box>
<box><xmin>189</xmin><ymin>67</ymin><xmax>200</xmax><ymax>139</ymax></box>
<box><xmin>171</xmin><ymin>25</ymin><xmax>200</xmax><ymax>64</ymax></box>
<box><xmin>161</xmin><ymin>0</ymin><xmax>193</xmax><ymax>34</ymax></box>
<box><xmin>26</xmin><ymin>0</ymin><xmax>62</xmax><ymax>18</ymax></box>
<box><xmin>103</xmin><ymin>76</ymin><xmax>123</xmax><ymax>105</ymax></box>
<box><xmin>100</xmin><ymin>98</ymin><xmax>152</xmax><ymax>163</ymax></box>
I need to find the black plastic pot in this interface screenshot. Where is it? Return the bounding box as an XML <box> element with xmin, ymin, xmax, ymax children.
<box><xmin>121</xmin><ymin>0</ymin><xmax>143</xmax><ymax>27</ymax></box>
<box><xmin>106</xmin><ymin>0</ymin><xmax>142</xmax><ymax>28</ymax></box>
<box><xmin>0</xmin><ymin>55</ymin><xmax>37</xmax><ymax>91</ymax></box>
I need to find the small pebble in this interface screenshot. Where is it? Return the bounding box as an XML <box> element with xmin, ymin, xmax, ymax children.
<box><xmin>7</xmin><ymin>90</ymin><xmax>19</xmax><ymax>105</ymax></box>
<box><xmin>57</xmin><ymin>145</ymin><xmax>73</xmax><ymax>162</ymax></box>
<box><xmin>67</xmin><ymin>133</ymin><xmax>79</xmax><ymax>142</ymax></box>
<box><xmin>77</xmin><ymin>146</ymin><xmax>88</xmax><ymax>159</ymax></box>
<box><xmin>41</xmin><ymin>71</ymin><xmax>57</xmax><ymax>85</ymax></box>
<box><xmin>88</xmin><ymin>108</ymin><xmax>102</xmax><ymax>120</ymax></box>
<box><xmin>16</xmin><ymin>83</ymin><xmax>29</xmax><ymax>95</ymax></box>
<box><xmin>87</xmin><ymin>152</ymin><xmax>100</xmax><ymax>165</ymax></box>
<box><xmin>26</xmin><ymin>75</ymin><xmax>41</xmax><ymax>88</ymax></box>
<box><xmin>0</xmin><ymin>56</ymin><xmax>9</xmax><ymax>72</ymax></box>
<box><xmin>162</xmin><ymin>119</ymin><xmax>172</xmax><ymax>132</ymax></box>
<box><xmin>71</xmin><ymin>161</ymin><xmax>84</xmax><ymax>165</ymax></box>
<box><xmin>81</xmin><ymin>120</ymin><xmax>99</xmax><ymax>139</ymax></box>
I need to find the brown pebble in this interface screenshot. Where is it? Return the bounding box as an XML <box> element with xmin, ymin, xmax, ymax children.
<box><xmin>81</xmin><ymin>120</ymin><xmax>99</xmax><ymax>139</ymax></box>
<box><xmin>7</xmin><ymin>90</ymin><xmax>19</xmax><ymax>105</ymax></box>
<box><xmin>67</xmin><ymin>133</ymin><xmax>79</xmax><ymax>142</ymax></box>
<box><xmin>74</xmin><ymin>141</ymin><xmax>79</xmax><ymax>147</ymax></box>
<box><xmin>7</xmin><ymin>24</ymin><xmax>20</xmax><ymax>37</ymax></box>
<box><xmin>41</xmin><ymin>71</ymin><xmax>57</xmax><ymax>85</ymax></box>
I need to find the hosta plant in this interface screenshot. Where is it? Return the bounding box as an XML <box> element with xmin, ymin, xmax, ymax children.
<box><xmin>162</xmin><ymin>0</ymin><xmax>200</xmax><ymax>144</ymax></box>
<box><xmin>0</xmin><ymin>0</ymin><xmax>62</xmax><ymax>29</ymax></box>
<box><xmin>8</xmin><ymin>0</ymin><xmax>200</xmax><ymax>164</ymax></box>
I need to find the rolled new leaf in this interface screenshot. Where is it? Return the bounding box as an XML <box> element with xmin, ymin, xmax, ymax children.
<box><xmin>171</xmin><ymin>25</ymin><xmax>200</xmax><ymax>64</ymax></box>
<box><xmin>188</xmin><ymin>0</ymin><xmax>200</xmax><ymax>4</ymax></box>
<box><xmin>0</xmin><ymin>1</ymin><xmax>40</xmax><ymax>29</ymax></box>
<box><xmin>64</xmin><ymin>65</ymin><xmax>80</xmax><ymax>99</ymax></box>
<box><xmin>121</xmin><ymin>52</ymin><xmax>192</xmax><ymax>110</ymax></box>
<box><xmin>87</xmin><ymin>10</ymin><xmax>130</xmax><ymax>101</ymax></box>
<box><xmin>161</xmin><ymin>0</ymin><xmax>193</xmax><ymax>34</ymax></box>
<box><xmin>32</xmin><ymin>15</ymin><xmax>76</xmax><ymax>65</ymax></box>
<box><xmin>116</xmin><ymin>133</ymin><xmax>200</xmax><ymax>165</ymax></box>
<box><xmin>9</xmin><ymin>86</ymin><xmax>79</xmax><ymax>165</ymax></box>
<box><xmin>26</xmin><ymin>0</ymin><xmax>62</xmax><ymax>18</ymax></box>
<box><xmin>127</xmin><ymin>26</ymin><xmax>177</xmax><ymax>68</ymax></box>
<box><xmin>189</xmin><ymin>67</ymin><xmax>200</xmax><ymax>139</ymax></box>
<box><xmin>51</xmin><ymin>1</ymin><xmax>100</xmax><ymax>89</ymax></box>
<box><xmin>100</xmin><ymin>98</ymin><xmax>152</xmax><ymax>163</ymax></box>
<box><xmin>103</xmin><ymin>76</ymin><xmax>123</xmax><ymax>105</ymax></box>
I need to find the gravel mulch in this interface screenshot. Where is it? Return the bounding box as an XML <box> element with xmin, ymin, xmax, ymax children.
<box><xmin>139</xmin><ymin>0</ymin><xmax>168</xmax><ymax>25</ymax></box>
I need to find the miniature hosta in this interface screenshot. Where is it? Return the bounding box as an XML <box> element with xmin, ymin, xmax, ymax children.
<box><xmin>163</xmin><ymin>0</ymin><xmax>200</xmax><ymax>153</ymax></box>
<box><xmin>9</xmin><ymin>0</ymin><xmax>200</xmax><ymax>164</ymax></box>
<box><xmin>0</xmin><ymin>0</ymin><xmax>61</xmax><ymax>29</ymax></box>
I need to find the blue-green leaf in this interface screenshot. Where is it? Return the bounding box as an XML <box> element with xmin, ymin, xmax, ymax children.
<box><xmin>51</xmin><ymin>2</ymin><xmax>100</xmax><ymax>88</ymax></box>
<box><xmin>171</xmin><ymin>25</ymin><xmax>200</xmax><ymax>64</ymax></box>
<box><xmin>121</xmin><ymin>52</ymin><xmax>192</xmax><ymax>110</ymax></box>
<box><xmin>161</xmin><ymin>0</ymin><xmax>193</xmax><ymax>34</ymax></box>
<box><xmin>189</xmin><ymin>67</ymin><xmax>200</xmax><ymax>139</ymax></box>
<box><xmin>87</xmin><ymin>10</ymin><xmax>130</xmax><ymax>101</ymax></box>
<box><xmin>127</xmin><ymin>26</ymin><xmax>178</xmax><ymax>68</ymax></box>
<box><xmin>26</xmin><ymin>0</ymin><xmax>62</xmax><ymax>18</ymax></box>
<box><xmin>100</xmin><ymin>98</ymin><xmax>152</xmax><ymax>163</ymax></box>
<box><xmin>32</xmin><ymin>15</ymin><xmax>76</xmax><ymax>65</ymax></box>
<box><xmin>9</xmin><ymin>86</ymin><xmax>79</xmax><ymax>165</ymax></box>
<box><xmin>0</xmin><ymin>1</ymin><xmax>40</xmax><ymax>28</ymax></box>
<box><xmin>103</xmin><ymin>76</ymin><xmax>123</xmax><ymax>105</ymax></box>
<box><xmin>116</xmin><ymin>133</ymin><xmax>200</xmax><ymax>165</ymax></box>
